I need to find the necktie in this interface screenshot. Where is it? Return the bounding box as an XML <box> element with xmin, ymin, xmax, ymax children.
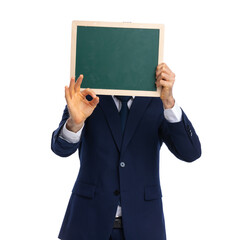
<box><xmin>115</xmin><ymin>96</ymin><xmax>132</xmax><ymax>133</ymax></box>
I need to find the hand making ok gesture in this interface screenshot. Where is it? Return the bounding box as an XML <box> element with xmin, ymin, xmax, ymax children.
<box><xmin>65</xmin><ymin>74</ymin><xmax>99</xmax><ymax>132</ymax></box>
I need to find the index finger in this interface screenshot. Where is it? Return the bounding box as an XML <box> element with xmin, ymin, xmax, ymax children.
<box><xmin>81</xmin><ymin>88</ymin><xmax>97</xmax><ymax>99</ymax></box>
<box><xmin>155</xmin><ymin>63</ymin><xmax>173</xmax><ymax>78</ymax></box>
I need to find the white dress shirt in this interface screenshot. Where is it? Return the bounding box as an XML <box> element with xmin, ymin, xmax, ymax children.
<box><xmin>59</xmin><ymin>96</ymin><xmax>182</xmax><ymax>217</ymax></box>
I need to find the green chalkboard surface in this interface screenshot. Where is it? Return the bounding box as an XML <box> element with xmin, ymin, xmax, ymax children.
<box><xmin>70</xmin><ymin>21</ymin><xmax>164</xmax><ymax>97</ymax></box>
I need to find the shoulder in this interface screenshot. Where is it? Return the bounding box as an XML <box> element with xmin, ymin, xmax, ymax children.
<box><xmin>139</xmin><ymin>96</ymin><xmax>164</xmax><ymax>109</ymax></box>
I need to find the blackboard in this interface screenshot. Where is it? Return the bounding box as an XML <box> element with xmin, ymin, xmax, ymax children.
<box><xmin>70</xmin><ymin>21</ymin><xmax>164</xmax><ymax>97</ymax></box>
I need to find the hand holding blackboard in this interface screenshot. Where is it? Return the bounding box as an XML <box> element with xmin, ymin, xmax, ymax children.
<box><xmin>64</xmin><ymin>74</ymin><xmax>99</xmax><ymax>132</ymax></box>
<box><xmin>155</xmin><ymin>62</ymin><xmax>176</xmax><ymax>109</ymax></box>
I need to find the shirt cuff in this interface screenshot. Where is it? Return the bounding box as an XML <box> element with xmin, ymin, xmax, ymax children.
<box><xmin>163</xmin><ymin>102</ymin><xmax>182</xmax><ymax>123</ymax></box>
<box><xmin>59</xmin><ymin>121</ymin><xmax>84</xmax><ymax>143</ymax></box>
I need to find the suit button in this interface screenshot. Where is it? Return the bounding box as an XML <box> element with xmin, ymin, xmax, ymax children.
<box><xmin>114</xmin><ymin>190</ymin><xmax>120</xmax><ymax>195</ymax></box>
<box><xmin>120</xmin><ymin>162</ymin><xmax>125</xmax><ymax>167</ymax></box>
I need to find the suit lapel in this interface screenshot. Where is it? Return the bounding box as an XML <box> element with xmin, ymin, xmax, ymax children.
<box><xmin>98</xmin><ymin>95</ymin><xmax>122</xmax><ymax>151</ymax></box>
<box><xmin>121</xmin><ymin>97</ymin><xmax>152</xmax><ymax>153</ymax></box>
<box><xmin>98</xmin><ymin>95</ymin><xmax>152</xmax><ymax>153</ymax></box>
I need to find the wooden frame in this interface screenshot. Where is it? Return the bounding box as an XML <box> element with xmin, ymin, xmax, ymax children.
<box><xmin>70</xmin><ymin>20</ymin><xmax>164</xmax><ymax>97</ymax></box>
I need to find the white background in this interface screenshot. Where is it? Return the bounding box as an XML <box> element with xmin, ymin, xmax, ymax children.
<box><xmin>0</xmin><ymin>0</ymin><xmax>240</xmax><ymax>239</ymax></box>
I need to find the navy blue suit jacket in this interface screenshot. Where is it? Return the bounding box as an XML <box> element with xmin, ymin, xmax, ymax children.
<box><xmin>51</xmin><ymin>95</ymin><xmax>201</xmax><ymax>240</ymax></box>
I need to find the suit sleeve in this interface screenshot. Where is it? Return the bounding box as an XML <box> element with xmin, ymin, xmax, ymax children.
<box><xmin>158</xmin><ymin>109</ymin><xmax>201</xmax><ymax>162</ymax></box>
<box><xmin>51</xmin><ymin>105</ymin><xmax>82</xmax><ymax>157</ymax></box>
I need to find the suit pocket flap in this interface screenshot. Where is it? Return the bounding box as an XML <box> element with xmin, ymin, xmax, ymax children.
<box><xmin>72</xmin><ymin>181</ymin><xmax>96</xmax><ymax>199</ymax></box>
<box><xmin>144</xmin><ymin>185</ymin><xmax>162</xmax><ymax>201</ymax></box>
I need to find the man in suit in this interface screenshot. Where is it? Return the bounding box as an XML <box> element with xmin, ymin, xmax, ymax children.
<box><xmin>51</xmin><ymin>62</ymin><xmax>201</xmax><ymax>240</ymax></box>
